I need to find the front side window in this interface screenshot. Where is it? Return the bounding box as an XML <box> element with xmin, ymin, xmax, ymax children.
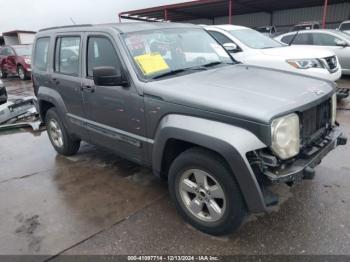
<box><xmin>87</xmin><ymin>37</ymin><xmax>121</xmax><ymax>77</ymax></box>
<box><xmin>312</xmin><ymin>33</ymin><xmax>342</xmax><ymax>46</ymax></box>
<box><xmin>34</xmin><ymin>38</ymin><xmax>49</xmax><ymax>71</ymax></box>
<box><xmin>122</xmin><ymin>28</ymin><xmax>233</xmax><ymax>80</ymax></box>
<box><xmin>1</xmin><ymin>47</ymin><xmax>14</xmax><ymax>56</ymax></box>
<box><xmin>55</xmin><ymin>36</ymin><xmax>80</xmax><ymax>76</ymax></box>
<box><xmin>228</xmin><ymin>28</ymin><xmax>281</xmax><ymax>49</ymax></box>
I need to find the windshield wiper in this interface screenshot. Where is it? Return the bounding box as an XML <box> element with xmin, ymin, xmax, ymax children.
<box><xmin>202</xmin><ymin>61</ymin><xmax>223</xmax><ymax>68</ymax></box>
<box><xmin>152</xmin><ymin>69</ymin><xmax>187</xmax><ymax>79</ymax></box>
<box><xmin>152</xmin><ymin>66</ymin><xmax>210</xmax><ymax>79</ymax></box>
<box><xmin>152</xmin><ymin>61</ymin><xmax>232</xmax><ymax>80</ymax></box>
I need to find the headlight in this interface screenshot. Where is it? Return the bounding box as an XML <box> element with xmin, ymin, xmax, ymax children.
<box><xmin>271</xmin><ymin>113</ymin><xmax>300</xmax><ymax>160</ymax></box>
<box><xmin>287</xmin><ymin>59</ymin><xmax>324</xmax><ymax>69</ymax></box>
<box><xmin>332</xmin><ymin>93</ymin><xmax>337</xmax><ymax>126</ymax></box>
<box><xmin>24</xmin><ymin>58</ymin><xmax>31</xmax><ymax>65</ymax></box>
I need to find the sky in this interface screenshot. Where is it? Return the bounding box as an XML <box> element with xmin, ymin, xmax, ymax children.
<box><xmin>0</xmin><ymin>0</ymin><xmax>187</xmax><ymax>33</ymax></box>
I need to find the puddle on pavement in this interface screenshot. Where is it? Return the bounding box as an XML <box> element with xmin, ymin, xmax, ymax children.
<box><xmin>0</xmin><ymin>129</ymin><xmax>167</xmax><ymax>254</ymax></box>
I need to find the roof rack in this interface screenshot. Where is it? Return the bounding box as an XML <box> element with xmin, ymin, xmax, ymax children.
<box><xmin>39</xmin><ymin>24</ymin><xmax>93</xmax><ymax>32</ymax></box>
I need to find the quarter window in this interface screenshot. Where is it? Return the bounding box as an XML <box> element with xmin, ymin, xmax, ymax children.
<box><xmin>34</xmin><ymin>38</ymin><xmax>50</xmax><ymax>71</ymax></box>
<box><xmin>87</xmin><ymin>37</ymin><xmax>121</xmax><ymax>77</ymax></box>
<box><xmin>281</xmin><ymin>34</ymin><xmax>295</xmax><ymax>44</ymax></box>
<box><xmin>209</xmin><ymin>31</ymin><xmax>233</xmax><ymax>45</ymax></box>
<box><xmin>55</xmin><ymin>36</ymin><xmax>80</xmax><ymax>76</ymax></box>
<box><xmin>293</xmin><ymin>33</ymin><xmax>312</xmax><ymax>45</ymax></box>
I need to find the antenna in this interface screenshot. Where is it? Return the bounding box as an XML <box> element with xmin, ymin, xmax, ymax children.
<box><xmin>70</xmin><ymin>17</ymin><xmax>76</xmax><ymax>25</ymax></box>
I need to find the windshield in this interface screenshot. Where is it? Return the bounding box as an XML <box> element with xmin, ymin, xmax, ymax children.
<box><xmin>122</xmin><ymin>28</ymin><xmax>233</xmax><ymax>79</ymax></box>
<box><xmin>228</xmin><ymin>29</ymin><xmax>281</xmax><ymax>49</ymax></box>
<box><xmin>13</xmin><ymin>45</ymin><xmax>32</xmax><ymax>56</ymax></box>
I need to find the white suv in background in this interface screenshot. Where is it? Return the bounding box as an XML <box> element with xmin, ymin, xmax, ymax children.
<box><xmin>205</xmin><ymin>25</ymin><xmax>341</xmax><ymax>82</ymax></box>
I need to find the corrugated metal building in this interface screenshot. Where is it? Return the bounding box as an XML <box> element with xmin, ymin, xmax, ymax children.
<box><xmin>120</xmin><ymin>0</ymin><xmax>350</xmax><ymax>33</ymax></box>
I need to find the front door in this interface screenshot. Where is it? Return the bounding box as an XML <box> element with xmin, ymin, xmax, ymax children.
<box><xmin>311</xmin><ymin>32</ymin><xmax>350</xmax><ymax>70</ymax></box>
<box><xmin>81</xmin><ymin>33</ymin><xmax>146</xmax><ymax>163</ymax></box>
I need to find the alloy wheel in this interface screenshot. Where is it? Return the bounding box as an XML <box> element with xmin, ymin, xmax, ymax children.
<box><xmin>48</xmin><ymin>119</ymin><xmax>64</xmax><ymax>148</ymax></box>
<box><xmin>179</xmin><ymin>169</ymin><xmax>226</xmax><ymax>222</ymax></box>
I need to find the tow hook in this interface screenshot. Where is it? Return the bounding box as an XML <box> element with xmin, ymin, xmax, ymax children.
<box><xmin>337</xmin><ymin>135</ymin><xmax>347</xmax><ymax>146</ymax></box>
<box><xmin>303</xmin><ymin>166</ymin><xmax>315</xmax><ymax>180</ymax></box>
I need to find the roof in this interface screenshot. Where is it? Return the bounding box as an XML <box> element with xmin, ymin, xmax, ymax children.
<box><xmin>2</xmin><ymin>30</ymin><xmax>36</xmax><ymax>36</ymax></box>
<box><xmin>206</xmin><ymin>24</ymin><xmax>248</xmax><ymax>31</ymax></box>
<box><xmin>119</xmin><ymin>0</ymin><xmax>348</xmax><ymax>22</ymax></box>
<box><xmin>38</xmin><ymin>22</ymin><xmax>198</xmax><ymax>34</ymax></box>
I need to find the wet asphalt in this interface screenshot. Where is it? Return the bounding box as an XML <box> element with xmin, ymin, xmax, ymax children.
<box><xmin>0</xmin><ymin>76</ymin><xmax>350</xmax><ymax>257</ymax></box>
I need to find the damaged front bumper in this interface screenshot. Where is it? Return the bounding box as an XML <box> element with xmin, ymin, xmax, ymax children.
<box><xmin>264</xmin><ymin>127</ymin><xmax>347</xmax><ymax>183</ymax></box>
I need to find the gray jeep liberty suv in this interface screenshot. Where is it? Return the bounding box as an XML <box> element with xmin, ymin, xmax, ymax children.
<box><xmin>32</xmin><ymin>23</ymin><xmax>347</xmax><ymax>236</ymax></box>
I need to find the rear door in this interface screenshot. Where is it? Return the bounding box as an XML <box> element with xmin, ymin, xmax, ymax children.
<box><xmin>51</xmin><ymin>33</ymin><xmax>89</xmax><ymax>139</ymax></box>
<box><xmin>81</xmin><ymin>33</ymin><xmax>146</xmax><ymax>163</ymax></box>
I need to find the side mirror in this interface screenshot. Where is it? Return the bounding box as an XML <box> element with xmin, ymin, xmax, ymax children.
<box><xmin>335</xmin><ymin>39</ymin><xmax>348</xmax><ymax>47</ymax></box>
<box><xmin>223</xmin><ymin>43</ymin><xmax>238</xmax><ymax>52</ymax></box>
<box><xmin>93</xmin><ymin>66</ymin><xmax>128</xmax><ymax>86</ymax></box>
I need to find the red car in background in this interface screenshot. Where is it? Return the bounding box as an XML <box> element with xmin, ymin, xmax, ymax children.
<box><xmin>0</xmin><ymin>45</ymin><xmax>32</xmax><ymax>80</ymax></box>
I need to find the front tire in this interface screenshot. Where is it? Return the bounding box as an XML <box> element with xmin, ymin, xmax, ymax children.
<box><xmin>45</xmin><ymin>108</ymin><xmax>80</xmax><ymax>156</ymax></box>
<box><xmin>0</xmin><ymin>68</ymin><xmax>7</xmax><ymax>79</ymax></box>
<box><xmin>168</xmin><ymin>147</ymin><xmax>246</xmax><ymax>236</ymax></box>
<box><xmin>17</xmin><ymin>65</ymin><xmax>30</xmax><ymax>80</ymax></box>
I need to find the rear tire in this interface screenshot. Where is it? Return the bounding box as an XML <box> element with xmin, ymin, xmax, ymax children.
<box><xmin>45</xmin><ymin>108</ymin><xmax>80</xmax><ymax>156</ymax></box>
<box><xmin>168</xmin><ymin>147</ymin><xmax>246</xmax><ymax>236</ymax></box>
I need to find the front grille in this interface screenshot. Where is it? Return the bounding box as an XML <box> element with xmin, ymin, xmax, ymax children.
<box><xmin>300</xmin><ymin>98</ymin><xmax>331</xmax><ymax>146</ymax></box>
<box><xmin>323</xmin><ymin>56</ymin><xmax>338</xmax><ymax>72</ymax></box>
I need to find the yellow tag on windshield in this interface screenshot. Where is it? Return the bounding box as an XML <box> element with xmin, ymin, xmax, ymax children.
<box><xmin>134</xmin><ymin>53</ymin><xmax>169</xmax><ymax>76</ymax></box>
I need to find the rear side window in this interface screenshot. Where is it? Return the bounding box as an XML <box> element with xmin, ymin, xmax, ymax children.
<box><xmin>34</xmin><ymin>38</ymin><xmax>50</xmax><ymax>71</ymax></box>
<box><xmin>55</xmin><ymin>36</ymin><xmax>80</xmax><ymax>76</ymax></box>
<box><xmin>87</xmin><ymin>37</ymin><xmax>121</xmax><ymax>77</ymax></box>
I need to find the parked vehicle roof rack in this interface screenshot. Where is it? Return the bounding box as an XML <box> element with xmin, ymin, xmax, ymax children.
<box><xmin>39</xmin><ymin>24</ymin><xmax>93</xmax><ymax>32</ymax></box>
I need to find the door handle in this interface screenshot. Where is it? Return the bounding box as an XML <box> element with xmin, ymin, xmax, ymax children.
<box><xmin>51</xmin><ymin>78</ymin><xmax>60</xmax><ymax>85</ymax></box>
<box><xmin>81</xmin><ymin>85</ymin><xmax>95</xmax><ymax>93</ymax></box>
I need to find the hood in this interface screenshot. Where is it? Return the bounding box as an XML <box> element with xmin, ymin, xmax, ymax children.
<box><xmin>143</xmin><ymin>65</ymin><xmax>334</xmax><ymax>124</ymax></box>
<box><xmin>260</xmin><ymin>45</ymin><xmax>335</xmax><ymax>59</ymax></box>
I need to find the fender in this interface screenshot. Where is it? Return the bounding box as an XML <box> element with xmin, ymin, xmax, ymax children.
<box><xmin>37</xmin><ymin>86</ymin><xmax>68</xmax><ymax>122</ymax></box>
<box><xmin>152</xmin><ymin>114</ymin><xmax>268</xmax><ymax>213</ymax></box>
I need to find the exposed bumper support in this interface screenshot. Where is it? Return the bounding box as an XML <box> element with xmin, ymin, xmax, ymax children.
<box><xmin>336</xmin><ymin>88</ymin><xmax>349</xmax><ymax>100</ymax></box>
<box><xmin>264</xmin><ymin>128</ymin><xmax>346</xmax><ymax>183</ymax></box>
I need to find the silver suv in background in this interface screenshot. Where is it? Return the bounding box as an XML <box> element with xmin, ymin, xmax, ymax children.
<box><xmin>338</xmin><ymin>20</ymin><xmax>350</xmax><ymax>35</ymax></box>
<box><xmin>32</xmin><ymin>23</ymin><xmax>346</xmax><ymax>236</ymax></box>
<box><xmin>275</xmin><ymin>29</ymin><xmax>350</xmax><ymax>75</ymax></box>
<box><xmin>291</xmin><ymin>21</ymin><xmax>321</xmax><ymax>31</ymax></box>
